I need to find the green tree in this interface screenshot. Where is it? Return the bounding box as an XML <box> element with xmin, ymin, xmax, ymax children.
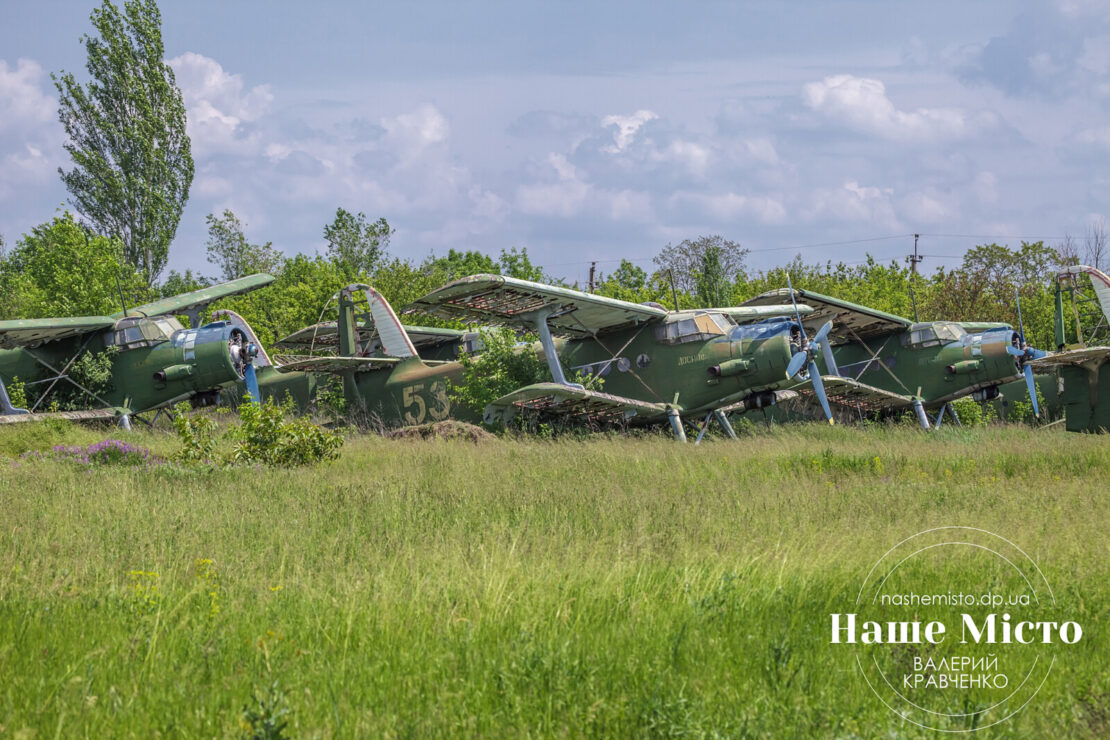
<box><xmin>695</xmin><ymin>244</ymin><xmax>731</xmax><ymax>307</ymax></box>
<box><xmin>0</xmin><ymin>212</ymin><xmax>147</xmax><ymax>319</ymax></box>
<box><xmin>323</xmin><ymin>208</ymin><xmax>392</xmax><ymax>277</ymax></box>
<box><xmin>654</xmin><ymin>235</ymin><xmax>749</xmax><ymax>295</ymax></box>
<box><xmin>499</xmin><ymin>247</ymin><xmax>551</xmax><ymax>283</ymax></box>
<box><xmin>422</xmin><ymin>249</ymin><xmax>500</xmax><ymax>282</ymax></box>
<box><xmin>205</xmin><ymin>210</ymin><xmax>284</xmax><ymax>282</ymax></box>
<box><xmin>159</xmin><ymin>269</ymin><xmax>209</xmax><ymax>298</ymax></box>
<box><xmin>53</xmin><ymin>0</ymin><xmax>193</xmax><ymax>286</ymax></box>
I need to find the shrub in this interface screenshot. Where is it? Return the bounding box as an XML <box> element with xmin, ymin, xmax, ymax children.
<box><xmin>172</xmin><ymin>400</ymin><xmax>343</xmax><ymax>467</ymax></box>
<box><xmin>448</xmin><ymin>327</ymin><xmax>548</xmax><ymax>417</ymax></box>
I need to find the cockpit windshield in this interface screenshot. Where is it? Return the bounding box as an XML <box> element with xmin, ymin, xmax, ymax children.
<box><xmin>654</xmin><ymin>312</ymin><xmax>735</xmax><ymax>344</ymax></box>
<box><xmin>728</xmin><ymin>318</ymin><xmax>795</xmax><ymax>342</ymax></box>
<box><xmin>902</xmin><ymin>321</ymin><xmax>966</xmax><ymax>348</ymax></box>
<box><xmin>105</xmin><ymin>316</ymin><xmax>185</xmax><ymax>348</ymax></box>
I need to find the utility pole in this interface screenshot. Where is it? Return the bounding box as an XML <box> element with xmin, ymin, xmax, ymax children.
<box><xmin>588</xmin><ymin>261</ymin><xmax>596</xmax><ymax>293</ymax></box>
<box><xmin>906</xmin><ymin>233</ymin><xmax>923</xmax><ymax>322</ymax></box>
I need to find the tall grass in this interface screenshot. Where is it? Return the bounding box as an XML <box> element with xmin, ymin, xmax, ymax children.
<box><xmin>0</xmin><ymin>423</ymin><xmax>1106</xmax><ymax>736</ymax></box>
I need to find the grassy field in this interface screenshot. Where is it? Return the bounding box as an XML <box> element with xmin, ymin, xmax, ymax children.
<box><xmin>0</xmin><ymin>421</ymin><xmax>1107</xmax><ymax>737</ymax></box>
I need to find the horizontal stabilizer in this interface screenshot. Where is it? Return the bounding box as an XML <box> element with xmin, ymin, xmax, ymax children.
<box><xmin>485</xmin><ymin>382</ymin><xmax>670</xmax><ymax>423</ymax></box>
<box><xmin>275</xmin><ymin>321</ymin><xmax>468</xmax><ymax>352</ymax></box>
<box><xmin>1029</xmin><ymin>346</ymin><xmax>1110</xmax><ymax>369</ymax></box>
<box><xmin>274</xmin><ymin>354</ymin><xmax>401</xmax><ymax>374</ymax></box>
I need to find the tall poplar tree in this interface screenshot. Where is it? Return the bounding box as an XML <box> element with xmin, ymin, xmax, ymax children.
<box><xmin>53</xmin><ymin>0</ymin><xmax>193</xmax><ymax>286</ymax></box>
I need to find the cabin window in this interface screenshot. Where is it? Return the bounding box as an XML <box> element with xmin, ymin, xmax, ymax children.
<box><xmin>654</xmin><ymin>312</ymin><xmax>733</xmax><ymax>345</ymax></box>
<box><xmin>105</xmin><ymin>318</ymin><xmax>177</xmax><ymax>349</ymax></box>
<box><xmin>902</xmin><ymin>322</ymin><xmax>966</xmax><ymax>348</ymax></box>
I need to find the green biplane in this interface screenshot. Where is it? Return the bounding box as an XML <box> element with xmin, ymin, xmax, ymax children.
<box><xmin>401</xmin><ymin>273</ymin><xmax>839</xmax><ymax>440</ymax></box>
<box><xmin>0</xmin><ymin>275</ymin><xmax>275</xmax><ymax>427</ymax></box>
<box><xmin>740</xmin><ymin>287</ymin><xmax>1043</xmax><ymax>428</ymax></box>
<box><xmin>1029</xmin><ymin>264</ymin><xmax>1110</xmax><ymax>432</ymax></box>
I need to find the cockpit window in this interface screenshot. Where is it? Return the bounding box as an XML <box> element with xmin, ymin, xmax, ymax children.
<box><xmin>654</xmin><ymin>312</ymin><xmax>733</xmax><ymax>344</ymax></box>
<box><xmin>902</xmin><ymin>322</ymin><xmax>966</xmax><ymax>348</ymax></box>
<box><xmin>105</xmin><ymin>317</ymin><xmax>181</xmax><ymax>348</ymax></box>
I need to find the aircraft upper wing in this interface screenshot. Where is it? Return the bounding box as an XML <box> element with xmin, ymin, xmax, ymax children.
<box><xmin>0</xmin><ymin>316</ymin><xmax>117</xmax><ymax>349</ymax></box>
<box><xmin>787</xmin><ymin>375</ymin><xmax>914</xmax><ymax>413</ymax></box>
<box><xmin>742</xmin><ymin>288</ymin><xmax>912</xmax><ymax>345</ymax></box>
<box><xmin>114</xmin><ymin>273</ymin><xmax>276</xmax><ymax>319</ymax></box>
<box><xmin>1029</xmin><ymin>346</ymin><xmax>1110</xmax><ymax>370</ymax></box>
<box><xmin>273</xmin><ymin>354</ymin><xmax>402</xmax><ymax>374</ymax></box>
<box><xmin>485</xmin><ymin>382</ymin><xmax>670</xmax><ymax>423</ymax></box>
<box><xmin>403</xmin><ymin>274</ymin><xmax>669</xmax><ymax>338</ymax></box>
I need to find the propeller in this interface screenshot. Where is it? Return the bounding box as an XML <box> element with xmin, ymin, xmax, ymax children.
<box><xmin>784</xmin><ymin>275</ymin><xmax>835</xmax><ymax>424</ymax></box>
<box><xmin>1007</xmin><ymin>289</ymin><xmax>1048</xmax><ymax>417</ymax></box>
<box><xmin>243</xmin><ymin>346</ymin><xmax>261</xmax><ymax>405</ymax></box>
<box><xmin>229</xmin><ymin>330</ymin><xmax>262</xmax><ymax>405</ymax></box>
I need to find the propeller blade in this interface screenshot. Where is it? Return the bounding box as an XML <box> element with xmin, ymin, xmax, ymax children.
<box><xmin>1015</xmin><ymin>287</ymin><xmax>1026</xmax><ymax>345</ymax></box>
<box><xmin>1006</xmin><ymin>345</ymin><xmax>1025</xmax><ymax>357</ymax></box>
<box><xmin>786</xmin><ymin>350</ymin><xmax>808</xmax><ymax>379</ymax></box>
<box><xmin>1029</xmin><ymin>347</ymin><xmax>1048</xmax><ymax>360</ymax></box>
<box><xmin>808</xmin><ymin>360</ymin><xmax>834</xmax><ymax>423</ymax></box>
<box><xmin>1024</xmin><ymin>365</ymin><xmax>1040</xmax><ymax>418</ymax></box>
<box><xmin>813</xmin><ymin>320</ymin><xmax>833</xmax><ymax>345</ymax></box>
<box><xmin>819</xmin><ymin>334</ymin><xmax>839</xmax><ymax>376</ymax></box>
<box><xmin>243</xmin><ymin>362</ymin><xmax>261</xmax><ymax>406</ymax></box>
<box><xmin>785</xmin><ymin>273</ymin><xmax>807</xmax><ymax>341</ymax></box>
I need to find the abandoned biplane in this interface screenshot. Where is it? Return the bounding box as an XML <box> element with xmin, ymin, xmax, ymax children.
<box><xmin>207</xmin><ymin>285</ymin><xmax>485</xmax><ymax>418</ymax></box>
<box><xmin>271</xmin><ymin>284</ymin><xmax>482</xmax><ymax>425</ymax></box>
<box><xmin>1028</xmin><ymin>264</ymin><xmax>1110</xmax><ymax>432</ymax></box>
<box><xmin>0</xmin><ymin>274</ymin><xmax>274</xmax><ymax>426</ymax></box>
<box><xmin>401</xmin><ymin>274</ymin><xmax>836</xmax><ymax>441</ymax></box>
<box><xmin>741</xmin><ymin>287</ymin><xmax>1044</xmax><ymax>428</ymax></box>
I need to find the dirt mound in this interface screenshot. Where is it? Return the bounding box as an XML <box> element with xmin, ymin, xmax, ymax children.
<box><xmin>386</xmin><ymin>420</ymin><xmax>495</xmax><ymax>442</ymax></box>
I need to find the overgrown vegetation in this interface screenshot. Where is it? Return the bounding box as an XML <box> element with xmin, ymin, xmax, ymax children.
<box><xmin>0</xmin><ymin>424</ymin><xmax>1105</xmax><ymax>735</ymax></box>
<box><xmin>448</xmin><ymin>327</ymin><xmax>548</xmax><ymax>415</ymax></box>
<box><xmin>172</xmin><ymin>399</ymin><xmax>343</xmax><ymax>467</ymax></box>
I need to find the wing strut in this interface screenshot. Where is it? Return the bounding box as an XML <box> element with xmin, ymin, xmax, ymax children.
<box><xmin>0</xmin><ymin>378</ymin><xmax>28</xmax><ymax>415</ymax></box>
<box><xmin>530</xmin><ymin>308</ymin><xmax>583</xmax><ymax>389</ymax></box>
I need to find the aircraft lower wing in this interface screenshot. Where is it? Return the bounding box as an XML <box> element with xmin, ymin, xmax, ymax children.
<box><xmin>273</xmin><ymin>355</ymin><xmax>401</xmax><ymax>374</ymax></box>
<box><xmin>0</xmin><ymin>407</ymin><xmax>125</xmax><ymax>424</ymax></box>
<box><xmin>1029</xmin><ymin>346</ymin><xmax>1110</xmax><ymax>369</ymax></box>
<box><xmin>788</xmin><ymin>376</ymin><xmax>914</xmax><ymax>412</ymax></box>
<box><xmin>484</xmin><ymin>382</ymin><xmax>670</xmax><ymax>424</ymax></box>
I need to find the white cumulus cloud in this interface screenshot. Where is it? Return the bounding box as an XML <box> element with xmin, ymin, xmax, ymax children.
<box><xmin>801</xmin><ymin>74</ymin><xmax>995</xmax><ymax>142</ymax></box>
<box><xmin>168</xmin><ymin>52</ymin><xmax>273</xmax><ymax>156</ymax></box>
<box><xmin>0</xmin><ymin>58</ymin><xmax>54</xmax><ymax>134</ymax></box>
<box><xmin>602</xmin><ymin>109</ymin><xmax>658</xmax><ymax>153</ymax></box>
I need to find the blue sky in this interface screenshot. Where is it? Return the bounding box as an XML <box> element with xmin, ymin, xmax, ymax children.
<box><xmin>1</xmin><ymin>0</ymin><xmax>1108</xmax><ymax>285</ymax></box>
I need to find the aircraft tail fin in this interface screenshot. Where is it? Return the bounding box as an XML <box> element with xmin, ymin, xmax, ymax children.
<box><xmin>1065</xmin><ymin>265</ymin><xmax>1110</xmax><ymax>323</ymax></box>
<box><xmin>352</xmin><ymin>286</ymin><xmax>418</xmax><ymax>359</ymax></box>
